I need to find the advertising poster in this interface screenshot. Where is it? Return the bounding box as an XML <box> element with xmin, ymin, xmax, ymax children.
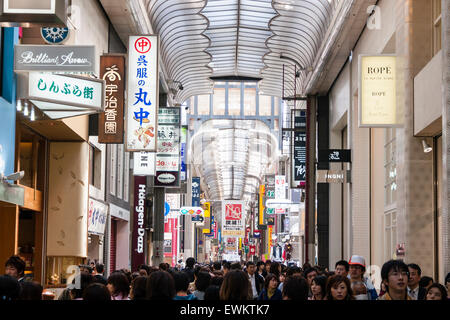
<box><xmin>222</xmin><ymin>201</ymin><xmax>245</xmax><ymax>237</ymax></box>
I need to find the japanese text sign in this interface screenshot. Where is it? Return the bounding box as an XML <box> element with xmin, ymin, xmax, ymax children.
<box><xmin>126</xmin><ymin>35</ymin><xmax>159</xmax><ymax>152</ymax></box>
<box><xmin>28</xmin><ymin>72</ymin><xmax>103</xmax><ymax>110</ymax></box>
<box><xmin>222</xmin><ymin>201</ymin><xmax>245</xmax><ymax>237</ymax></box>
<box><xmin>99</xmin><ymin>55</ymin><xmax>125</xmax><ymax>144</ymax></box>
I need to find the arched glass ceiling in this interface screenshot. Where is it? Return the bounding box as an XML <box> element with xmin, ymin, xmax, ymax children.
<box><xmin>189</xmin><ymin>120</ymin><xmax>278</xmax><ymax>201</ymax></box>
<box><xmin>143</xmin><ymin>0</ymin><xmax>339</xmax><ymax>105</ymax></box>
<box><xmin>145</xmin><ymin>0</ymin><xmax>213</xmax><ymax>104</ymax></box>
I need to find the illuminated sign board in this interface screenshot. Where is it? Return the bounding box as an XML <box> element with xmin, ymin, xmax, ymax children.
<box><xmin>126</xmin><ymin>35</ymin><xmax>159</xmax><ymax>152</ymax></box>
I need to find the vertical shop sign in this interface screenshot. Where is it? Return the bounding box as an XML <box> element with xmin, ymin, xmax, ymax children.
<box><xmin>292</xmin><ymin>110</ymin><xmax>306</xmax><ymax>188</ymax></box>
<box><xmin>264</xmin><ymin>175</ymin><xmax>275</xmax><ymax>223</ymax></box>
<box><xmin>98</xmin><ymin>56</ymin><xmax>125</xmax><ymax>144</ymax></box>
<box><xmin>99</xmin><ymin>55</ymin><xmax>124</xmax><ymax>143</ymax></box>
<box><xmin>359</xmin><ymin>55</ymin><xmax>397</xmax><ymax>127</ymax></box>
<box><xmin>222</xmin><ymin>201</ymin><xmax>245</xmax><ymax>237</ymax></box>
<box><xmin>192</xmin><ymin>177</ymin><xmax>200</xmax><ymax>207</ymax></box>
<box><xmin>275</xmin><ymin>175</ymin><xmax>287</xmax><ymax>200</ymax></box>
<box><xmin>180</xmin><ymin>127</ymin><xmax>187</xmax><ymax>181</ymax></box>
<box><xmin>126</xmin><ymin>36</ymin><xmax>159</xmax><ymax>152</ymax></box>
<box><xmin>132</xmin><ymin>176</ymin><xmax>147</xmax><ymax>271</ymax></box>
<box><xmin>154</xmin><ymin>107</ymin><xmax>180</xmax><ymax>187</ymax></box>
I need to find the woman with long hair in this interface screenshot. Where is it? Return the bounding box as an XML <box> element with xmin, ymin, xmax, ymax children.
<box><xmin>219</xmin><ymin>270</ymin><xmax>249</xmax><ymax>300</ymax></box>
<box><xmin>107</xmin><ymin>272</ymin><xmax>130</xmax><ymax>300</ymax></box>
<box><xmin>145</xmin><ymin>271</ymin><xmax>176</xmax><ymax>300</ymax></box>
<box><xmin>310</xmin><ymin>275</ymin><xmax>327</xmax><ymax>300</ymax></box>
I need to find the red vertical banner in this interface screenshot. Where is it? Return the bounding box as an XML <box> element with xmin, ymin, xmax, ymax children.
<box><xmin>172</xmin><ymin>218</ymin><xmax>178</xmax><ymax>267</ymax></box>
<box><xmin>131</xmin><ymin>176</ymin><xmax>147</xmax><ymax>271</ymax></box>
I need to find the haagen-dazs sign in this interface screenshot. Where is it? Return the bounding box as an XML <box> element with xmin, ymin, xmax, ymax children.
<box><xmin>14</xmin><ymin>45</ymin><xmax>95</xmax><ymax>73</ymax></box>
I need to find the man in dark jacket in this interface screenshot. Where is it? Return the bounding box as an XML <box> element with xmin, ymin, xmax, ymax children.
<box><xmin>407</xmin><ymin>263</ymin><xmax>427</xmax><ymax>300</ymax></box>
<box><xmin>245</xmin><ymin>261</ymin><xmax>264</xmax><ymax>300</ymax></box>
<box><xmin>182</xmin><ymin>257</ymin><xmax>196</xmax><ymax>283</ymax></box>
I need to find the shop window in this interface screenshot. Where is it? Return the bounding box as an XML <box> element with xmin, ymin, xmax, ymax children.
<box><xmin>243</xmin><ymin>85</ymin><xmax>256</xmax><ymax>116</ymax></box>
<box><xmin>197</xmin><ymin>95</ymin><xmax>210</xmax><ymax>115</ymax></box>
<box><xmin>228</xmin><ymin>83</ymin><xmax>241</xmax><ymax>116</ymax></box>
<box><xmin>213</xmin><ymin>87</ymin><xmax>226</xmax><ymax>115</ymax></box>
<box><xmin>384</xmin><ymin>211</ymin><xmax>397</xmax><ymax>261</ymax></box>
<box><xmin>46</xmin><ymin>256</ymin><xmax>84</xmax><ymax>287</ymax></box>
<box><xmin>384</xmin><ymin>128</ymin><xmax>397</xmax><ymax>207</ymax></box>
<box><xmin>432</xmin><ymin>0</ymin><xmax>441</xmax><ymax>56</ymax></box>
<box><xmin>259</xmin><ymin>95</ymin><xmax>272</xmax><ymax>116</ymax></box>
<box><xmin>89</xmin><ymin>145</ymin><xmax>101</xmax><ymax>189</ymax></box>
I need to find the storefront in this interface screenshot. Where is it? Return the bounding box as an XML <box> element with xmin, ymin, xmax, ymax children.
<box><xmin>87</xmin><ymin>198</ymin><xmax>108</xmax><ymax>266</ymax></box>
<box><xmin>108</xmin><ymin>203</ymin><xmax>130</xmax><ymax>273</ymax></box>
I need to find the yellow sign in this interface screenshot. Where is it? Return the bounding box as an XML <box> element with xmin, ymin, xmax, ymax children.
<box><xmin>359</xmin><ymin>55</ymin><xmax>397</xmax><ymax>127</ymax></box>
<box><xmin>259</xmin><ymin>185</ymin><xmax>265</xmax><ymax>225</ymax></box>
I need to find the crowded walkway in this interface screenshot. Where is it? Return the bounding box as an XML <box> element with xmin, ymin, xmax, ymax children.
<box><xmin>1</xmin><ymin>255</ymin><xmax>449</xmax><ymax>301</ymax></box>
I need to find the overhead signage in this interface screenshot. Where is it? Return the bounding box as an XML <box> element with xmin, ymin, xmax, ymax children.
<box><xmin>258</xmin><ymin>185</ymin><xmax>265</xmax><ymax>227</ymax></box>
<box><xmin>275</xmin><ymin>175</ymin><xmax>287</xmax><ymax>200</ymax></box>
<box><xmin>318</xmin><ymin>149</ymin><xmax>351</xmax><ymax>163</ymax></box>
<box><xmin>87</xmin><ymin>198</ymin><xmax>108</xmax><ymax>236</ymax></box>
<box><xmin>126</xmin><ymin>35</ymin><xmax>159</xmax><ymax>152</ymax></box>
<box><xmin>154</xmin><ymin>107</ymin><xmax>180</xmax><ymax>187</ymax></box>
<box><xmin>133</xmin><ymin>151</ymin><xmax>155</xmax><ymax>176</ymax></box>
<box><xmin>359</xmin><ymin>55</ymin><xmax>398</xmax><ymax>127</ymax></box>
<box><xmin>41</xmin><ymin>27</ymin><xmax>69</xmax><ymax>44</ymax></box>
<box><xmin>192</xmin><ymin>177</ymin><xmax>200</xmax><ymax>207</ymax></box>
<box><xmin>99</xmin><ymin>55</ymin><xmax>125</xmax><ymax>144</ymax></box>
<box><xmin>109</xmin><ymin>203</ymin><xmax>130</xmax><ymax>222</ymax></box>
<box><xmin>14</xmin><ymin>45</ymin><xmax>95</xmax><ymax>72</ymax></box>
<box><xmin>222</xmin><ymin>201</ymin><xmax>245</xmax><ymax>237</ymax></box>
<box><xmin>131</xmin><ymin>176</ymin><xmax>147</xmax><ymax>271</ymax></box>
<box><xmin>180</xmin><ymin>127</ymin><xmax>187</xmax><ymax>181</ymax></box>
<box><xmin>292</xmin><ymin>110</ymin><xmax>306</xmax><ymax>188</ymax></box>
<box><xmin>316</xmin><ymin>170</ymin><xmax>351</xmax><ymax>184</ymax></box>
<box><xmin>21</xmin><ymin>73</ymin><xmax>105</xmax><ymax>120</ymax></box>
<box><xmin>179</xmin><ymin>207</ymin><xmax>204</xmax><ymax>216</ymax></box>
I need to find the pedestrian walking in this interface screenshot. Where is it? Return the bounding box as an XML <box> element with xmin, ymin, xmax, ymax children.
<box><xmin>309</xmin><ymin>275</ymin><xmax>327</xmax><ymax>300</ymax></box>
<box><xmin>107</xmin><ymin>272</ymin><xmax>130</xmax><ymax>300</ymax></box>
<box><xmin>146</xmin><ymin>271</ymin><xmax>176</xmax><ymax>300</ymax></box>
<box><xmin>425</xmin><ymin>283</ymin><xmax>448</xmax><ymax>300</ymax></box>
<box><xmin>348</xmin><ymin>255</ymin><xmax>378</xmax><ymax>300</ymax></box>
<box><xmin>173</xmin><ymin>271</ymin><xmax>197</xmax><ymax>300</ymax></box>
<box><xmin>377</xmin><ymin>260</ymin><xmax>411</xmax><ymax>300</ymax></box>
<box><xmin>325</xmin><ymin>275</ymin><xmax>354</xmax><ymax>300</ymax></box>
<box><xmin>219</xmin><ymin>270</ymin><xmax>249</xmax><ymax>300</ymax></box>
<box><xmin>245</xmin><ymin>261</ymin><xmax>264</xmax><ymax>300</ymax></box>
<box><xmin>407</xmin><ymin>263</ymin><xmax>427</xmax><ymax>300</ymax></box>
<box><xmin>258</xmin><ymin>274</ymin><xmax>282</xmax><ymax>301</ymax></box>
<box><xmin>281</xmin><ymin>275</ymin><xmax>308</xmax><ymax>300</ymax></box>
<box><xmin>193</xmin><ymin>271</ymin><xmax>211</xmax><ymax>300</ymax></box>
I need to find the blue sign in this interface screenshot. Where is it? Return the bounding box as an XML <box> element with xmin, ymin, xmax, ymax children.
<box><xmin>180</xmin><ymin>142</ymin><xmax>186</xmax><ymax>181</ymax></box>
<box><xmin>41</xmin><ymin>27</ymin><xmax>69</xmax><ymax>44</ymax></box>
<box><xmin>192</xmin><ymin>177</ymin><xmax>200</xmax><ymax>207</ymax></box>
<box><xmin>0</xmin><ymin>28</ymin><xmax>18</xmax><ymax>181</ymax></box>
<box><xmin>164</xmin><ymin>202</ymin><xmax>170</xmax><ymax>216</ymax></box>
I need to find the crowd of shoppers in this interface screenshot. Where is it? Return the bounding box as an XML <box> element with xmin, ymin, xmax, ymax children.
<box><xmin>1</xmin><ymin>254</ymin><xmax>450</xmax><ymax>301</ymax></box>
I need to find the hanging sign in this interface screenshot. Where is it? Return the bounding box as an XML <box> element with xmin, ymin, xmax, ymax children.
<box><xmin>133</xmin><ymin>151</ymin><xmax>155</xmax><ymax>176</ymax></box>
<box><xmin>179</xmin><ymin>207</ymin><xmax>204</xmax><ymax>216</ymax></box>
<box><xmin>318</xmin><ymin>149</ymin><xmax>351</xmax><ymax>163</ymax></box>
<box><xmin>291</xmin><ymin>110</ymin><xmax>306</xmax><ymax>188</ymax></box>
<box><xmin>99</xmin><ymin>55</ymin><xmax>125</xmax><ymax>144</ymax></box>
<box><xmin>316</xmin><ymin>170</ymin><xmax>351</xmax><ymax>184</ymax></box>
<box><xmin>131</xmin><ymin>176</ymin><xmax>147</xmax><ymax>271</ymax></box>
<box><xmin>154</xmin><ymin>107</ymin><xmax>180</xmax><ymax>187</ymax></box>
<box><xmin>275</xmin><ymin>175</ymin><xmax>287</xmax><ymax>200</ymax></box>
<box><xmin>126</xmin><ymin>35</ymin><xmax>159</xmax><ymax>152</ymax></box>
<box><xmin>14</xmin><ymin>45</ymin><xmax>95</xmax><ymax>72</ymax></box>
<box><xmin>359</xmin><ymin>55</ymin><xmax>397</xmax><ymax>127</ymax></box>
<box><xmin>180</xmin><ymin>127</ymin><xmax>187</xmax><ymax>181</ymax></box>
<box><xmin>87</xmin><ymin>198</ymin><xmax>108</xmax><ymax>235</ymax></box>
<box><xmin>21</xmin><ymin>73</ymin><xmax>105</xmax><ymax>120</ymax></box>
<box><xmin>222</xmin><ymin>201</ymin><xmax>245</xmax><ymax>237</ymax></box>
<box><xmin>191</xmin><ymin>177</ymin><xmax>200</xmax><ymax>207</ymax></box>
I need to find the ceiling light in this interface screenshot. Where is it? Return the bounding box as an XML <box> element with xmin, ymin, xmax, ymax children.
<box><xmin>16</xmin><ymin>99</ymin><xmax>22</xmax><ymax>112</ymax></box>
<box><xmin>23</xmin><ymin>102</ymin><xmax>29</xmax><ymax>117</ymax></box>
<box><xmin>422</xmin><ymin>140</ymin><xmax>432</xmax><ymax>153</ymax></box>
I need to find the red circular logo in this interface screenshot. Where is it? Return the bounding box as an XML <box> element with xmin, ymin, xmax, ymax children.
<box><xmin>135</xmin><ymin>37</ymin><xmax>151</xmax><ymax>54</ymax></box>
